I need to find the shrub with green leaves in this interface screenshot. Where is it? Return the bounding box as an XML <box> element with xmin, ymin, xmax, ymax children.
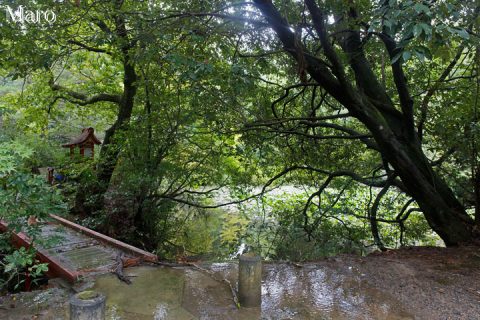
<box><xmin>0</xmin><ymin>139</ymin><xmax>65</xmax><ymax>292</ymax></box>
<box><xmin>0</xmin><ymin>247</ymin><xmax>49</xmax><ymax>292</ymax></box>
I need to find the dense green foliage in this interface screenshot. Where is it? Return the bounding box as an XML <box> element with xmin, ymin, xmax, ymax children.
<box><xmin>0</xmin><ymin>0</ymin><xmax>478</xmax><ymax>265</ymax></box>
<box><xmin>0</xmin><ymin>138</ymin><xmax>65</xmax><ymax>291</ymax></box>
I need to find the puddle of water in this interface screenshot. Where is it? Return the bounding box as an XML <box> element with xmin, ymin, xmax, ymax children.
<box><xmin>260</xmin><ymin>264</ymin><xmax>412</xmax><ymax>320</ymax></box>
<box><xmin>92</xmin><ymin>264</ymin><xmax>414</xmax><ymax>320</ymax></box>
<box><xmin>93</xmin><ymin>266</ymin><xmax>195</xmax><ymax>319</ymax></box>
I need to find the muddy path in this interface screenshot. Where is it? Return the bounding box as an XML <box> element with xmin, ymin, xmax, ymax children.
<box><xmin>333</xmin><ymin>246</ymin><xmax>480</xmax><ymax>320</ymax></box>
<box><xmin>1</xmin><ymin>246</ymin><xmax>479</xmax><ymax>319</ymax></box>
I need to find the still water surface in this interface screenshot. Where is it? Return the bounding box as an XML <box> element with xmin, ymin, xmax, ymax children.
<box><xmin>92</xmin><ymin>264</ymin><xmax>413</xmax><ymax>320</ymax></box>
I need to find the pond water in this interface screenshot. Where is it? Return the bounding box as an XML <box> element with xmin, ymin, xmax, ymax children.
<box><xmin>92</xmin><ymin>264</ymin><xmax>413</xmax><ymax>320</ymax></box>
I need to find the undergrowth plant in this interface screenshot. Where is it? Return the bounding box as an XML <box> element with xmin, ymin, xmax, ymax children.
<box><xmin>0</xmin><ymin>139</ymin><xmax>65</xmax><ymax>292</ymax></box>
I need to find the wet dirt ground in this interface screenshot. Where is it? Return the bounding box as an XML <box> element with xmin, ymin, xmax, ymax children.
<box><xmin>1</xmin><ymin>246</ymin><xmax>479</xmax><ymax>320</ymax></box>
<box><xmin>93</xmin><ymin>264</ymin><xmax>412</xmax><ymax>319</ymax></box>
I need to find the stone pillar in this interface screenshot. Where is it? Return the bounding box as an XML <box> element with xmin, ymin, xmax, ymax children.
<box><xmin>70</xmin><ymin>291</ymin><xmax>106</xmax><ymax>320</ymax></box>
<box><xmin>238</xmin><ymin>254</ymin><xmax>262</xmax><ymax>307</ymax></box>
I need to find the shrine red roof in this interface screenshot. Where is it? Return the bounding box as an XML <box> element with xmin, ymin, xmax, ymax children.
<box><xmin>62</xmin><ymin>127</ymin><xmax>101</xmax><ymax>147</ymax></box>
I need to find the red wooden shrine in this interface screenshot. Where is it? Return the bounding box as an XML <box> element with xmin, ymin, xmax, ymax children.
<box><xmin>62</xmin><ymin>127</ymin><xmax>101</xmax><ymax>159</ymax></box>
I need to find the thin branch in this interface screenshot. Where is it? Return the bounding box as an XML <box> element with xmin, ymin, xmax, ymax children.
<box><xmin>431</xmin><ymin>147</ymin><xmax>456</xmax><ymax>167</ymax></box>
<box><xmin>67</xmin><ymin>40</ymin><xmax>112</xmax><ymax>55</ymax></box>
<box><xmin>418</xmin><ymin>44</ymin><xmax>468</xmax><ymax>139</ymax></box>
<box><xmin>238</xmin><ymin>50</ymin><xmax>284</xmax><ymax>58</ymax></box>
<box><xmin>49</xmin><ymin>76</ymin><xmax>121</xmax><ymax>106</ymax></box>
<box><xmin>248</xmin><ymin>113</ymin><xmax>351</xmax><ymax>127</ymax></box>
<box><xmin>261</xmin><ymin>165</ymin><xmax>393</xmax><ymax>196</ymax></box>
<box><xmin>345</xmin><ymin>207</ymin><xmax>421</xmax><ymax>224</ymax></box>
<box><xmin>156</xmin><ymin>12</ymin><xmax>268</xmax><ymax>28</ymax></box>
<box><xmin>375</xmin><ymin>32</ymin><xmax>414</xmax><ymax>130</ymax></box>
<box><xmin>302</xmin><ymin>174</ymin><xmax>335</xmax><ymax>237</ymax></box>
<box><xmin>304</xmin><ymin>0</ymin><xmax>348</xmax><ymax>85</ymax></box>
<box><xmin>418</xmin><ymin>5</ymin><xmax>480</xmax><ymax>139</ymax></box>
<box><xmin>266</xmin><ymin>129</ymin><xmax>373</xmax><ymax>141</ymax></box>
<box><xmin>153</xmin><ymin>188</ymin><xmax>276</xmax><ymax>209</ymax></box>
<box><xmin>369</xmin><ymin>179</ymin><xmax>394</xmax><ymax>251</ymax></box>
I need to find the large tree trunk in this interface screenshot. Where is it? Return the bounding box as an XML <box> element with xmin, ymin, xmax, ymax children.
<box><xmin>253</xmin><ymin>0</ymin><xmax>478</xmax><ymax>245</ymax></box>
<box><xmin>96</xmin><ymin>58</ymin><xmax>137</xmax><ymax>186</ymax></box>
<box><xmin>372</xmin><ymin>119</ymin><xmax>474</xmax><ymax>245</ymax></box>
<box><xmin>73</xmin><ymin>4</ymin><xmax>137</xmax><ymax>216</ymax></box>
<box><xmin>96</xmin><ymin>5</ymin><xmax>137</xmax><ymax>187</ymax></box>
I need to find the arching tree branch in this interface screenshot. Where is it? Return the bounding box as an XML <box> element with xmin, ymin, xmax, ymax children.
<box><xmin>49</xmin><ymin>74</ymin><xmax>121</xmax><ymax>106</ymax></box>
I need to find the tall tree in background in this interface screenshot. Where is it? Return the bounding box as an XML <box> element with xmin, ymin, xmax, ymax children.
<box><xmin>47</xmin><ymin>0</ymin><xmax>137</xmax><ymax>213</ymax></box>
<box><xmin>0</xmin><ymin>0</ymin><xmax>140</xmax><ymax>213</ymax></box>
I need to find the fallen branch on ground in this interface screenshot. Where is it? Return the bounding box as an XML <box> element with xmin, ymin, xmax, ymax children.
<box><xmin>150</xmin><ymin>260</ymin><xmax>240</xmax><ymax>308</ymax></box>
<box><xmin>112</xmin><ymin>254</ymin><xmax>132</xmax><ymax>285</ymax></box>
<box><xmin>188</xmin><ymin>262</ymin><xmax>240</xmax><ymax>309</ymax></box>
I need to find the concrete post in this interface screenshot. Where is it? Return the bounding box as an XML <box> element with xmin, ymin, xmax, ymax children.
<box><xmin>70</xmin><ymin>291</ymin><xmax>106</xmax><ymax>320</ymax></box>
<box><xmin>238</xmin><ymin>254</ymin><xmax>262</xmax><ymax>307</ymax></box>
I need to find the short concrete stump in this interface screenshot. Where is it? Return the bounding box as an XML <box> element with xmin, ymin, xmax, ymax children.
<box><xmin>238</xmin><ymin>254</ymin><xmax>262</xmax><ymax>308</ymax></box>
<box><xmin>70</xmin><ymin>291</ymin><xmax>106</xmax><ymax>320</ymax></box>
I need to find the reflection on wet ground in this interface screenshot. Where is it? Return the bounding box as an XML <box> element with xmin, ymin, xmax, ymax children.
<box><xmin>92</xmin><ymin>263</ymin><xmax>413</xmax><ymax>320</ymax></box>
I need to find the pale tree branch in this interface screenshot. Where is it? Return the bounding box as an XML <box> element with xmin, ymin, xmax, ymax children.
<box><xmin>49</xmin><ymin>77</ymin><xmax>122</xmax><ymax>106</ymax></box>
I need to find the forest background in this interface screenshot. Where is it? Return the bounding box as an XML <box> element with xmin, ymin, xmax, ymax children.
<box><xmin>0</xmin><ymin>0</ymin><xmax>479</xmax><ymax>289</ymax></box>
